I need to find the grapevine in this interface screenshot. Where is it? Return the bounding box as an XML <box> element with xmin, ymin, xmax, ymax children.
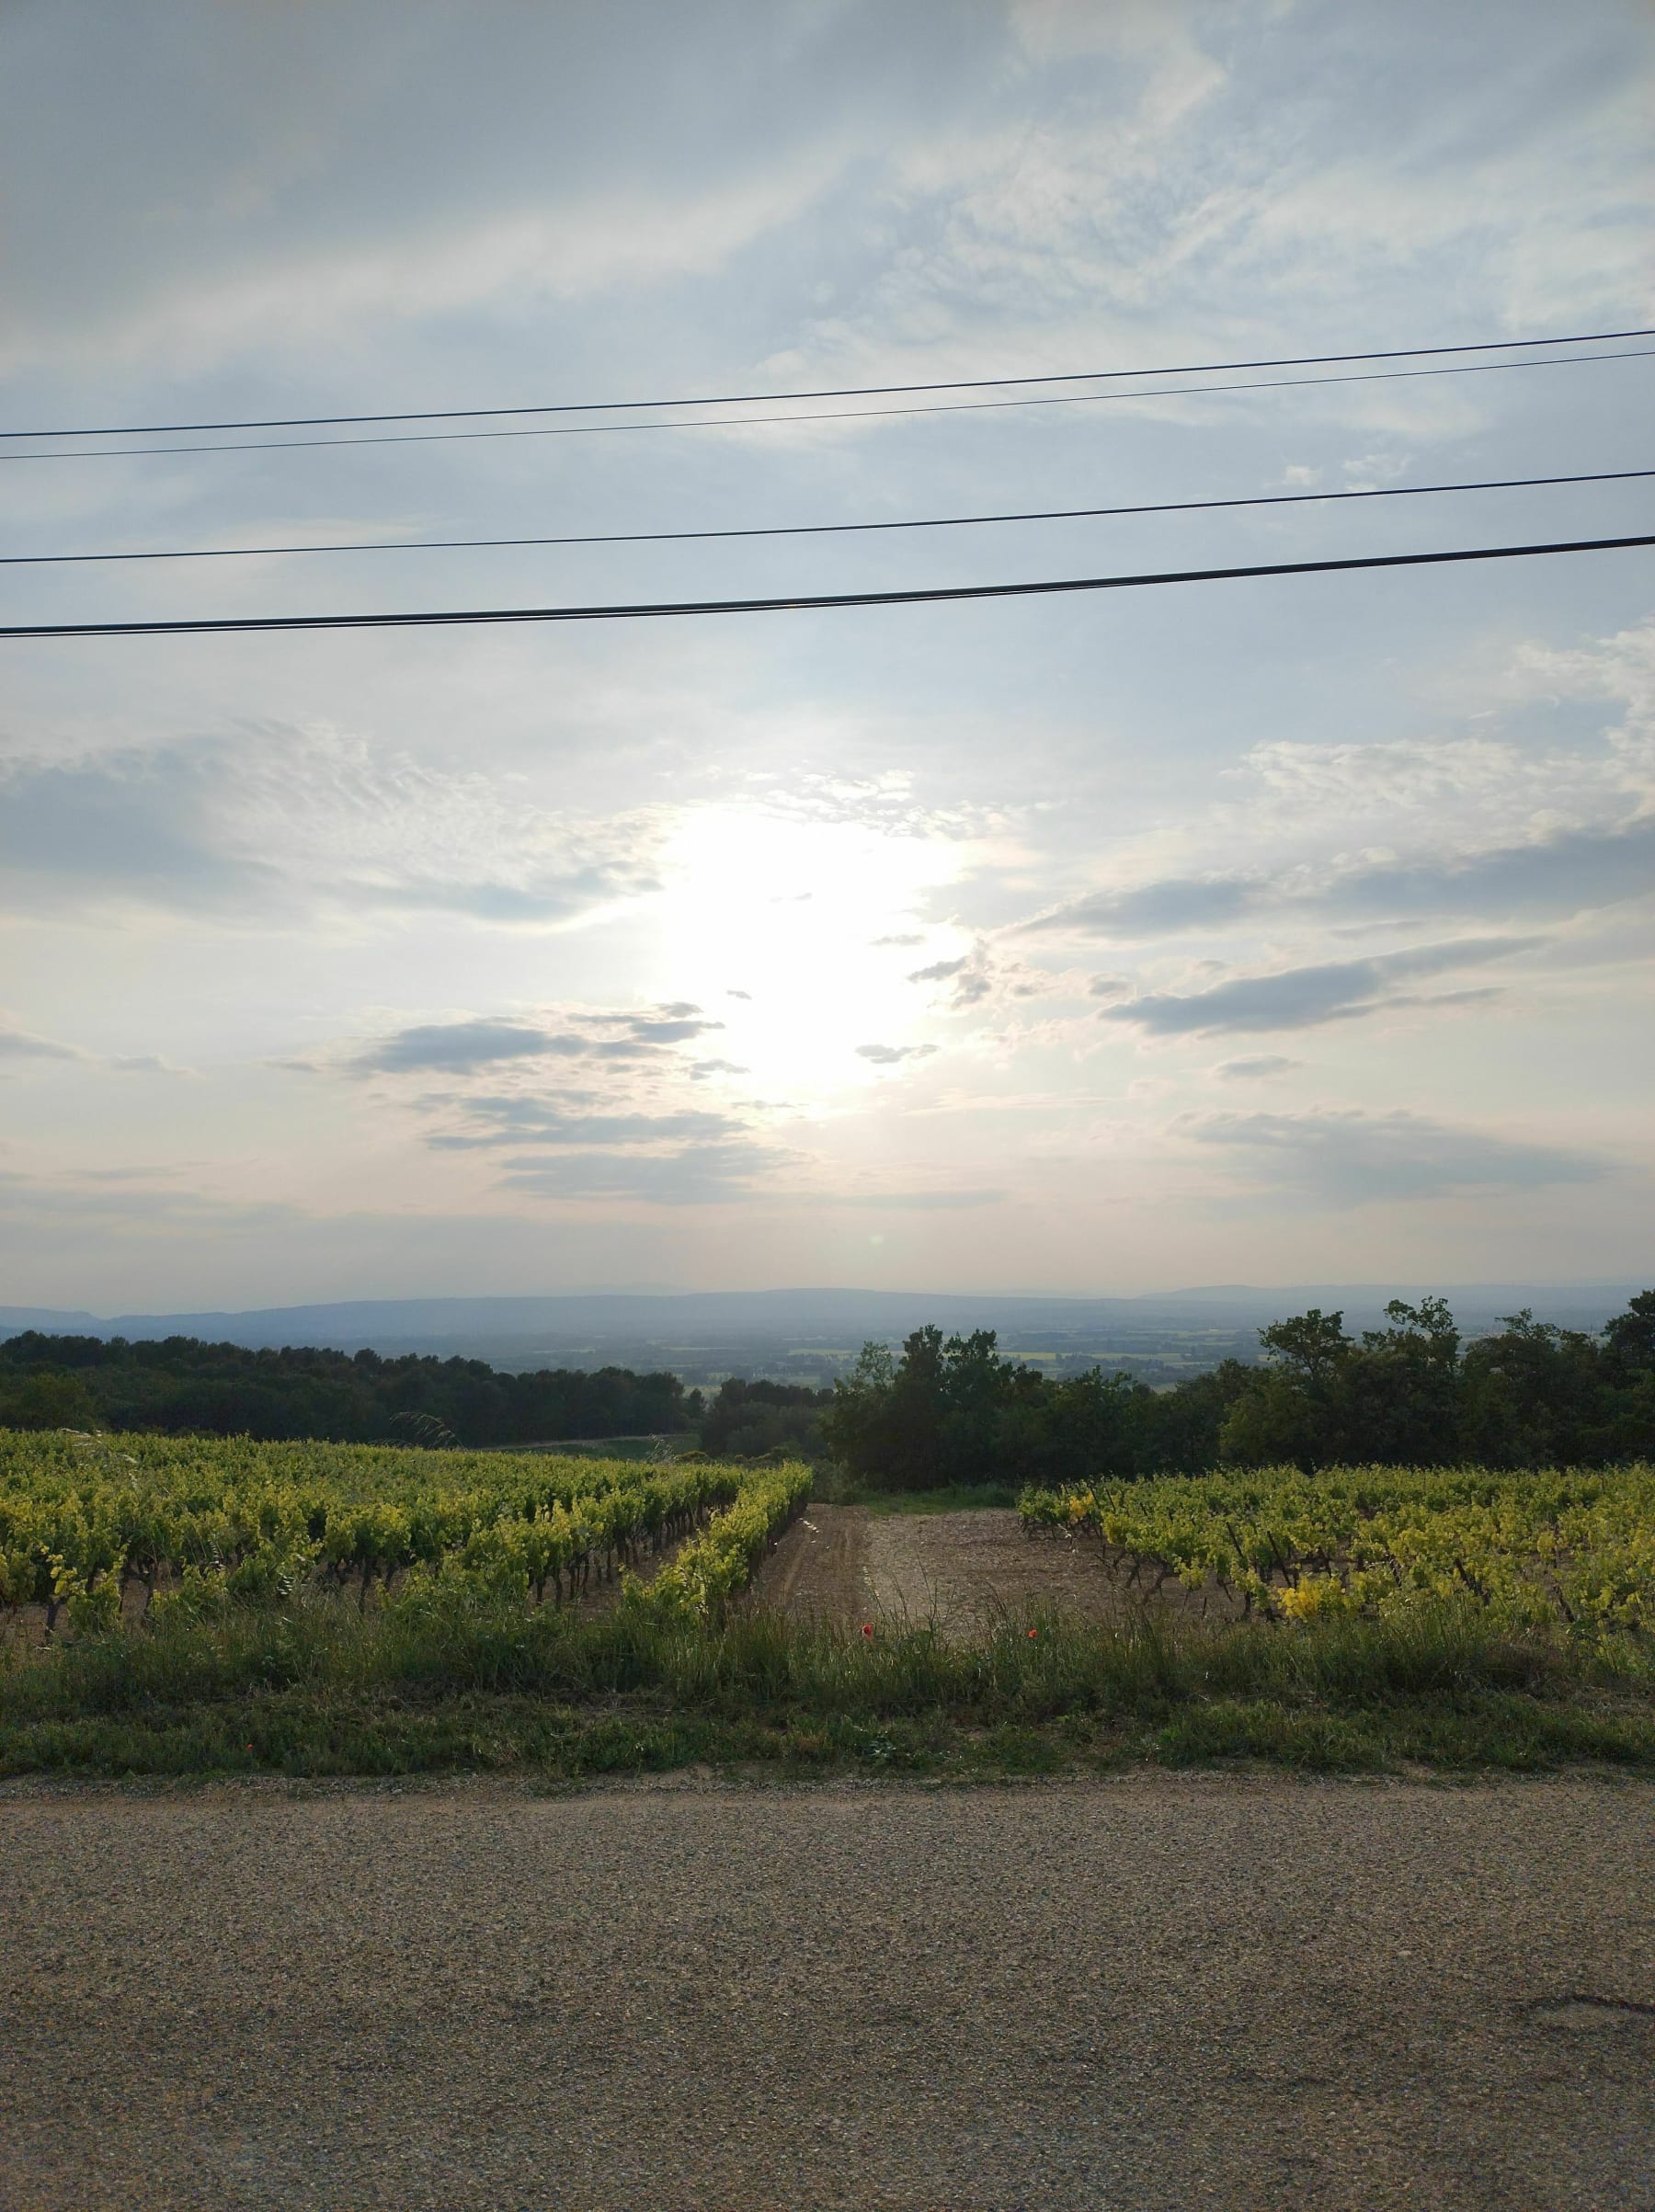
<box><xmin>1020</xmin><ymin>1463</ymin><xmax>1655</xmax><ymax>1648</ymax></box>
<box><xmin>0</xmin><ymin>1428</ymin><xmax>807</xmax><ymax>1636</ymax></box>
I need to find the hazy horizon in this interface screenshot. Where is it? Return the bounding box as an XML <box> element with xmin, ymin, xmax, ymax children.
<box><xmin>4</xmin><ymin>0</ymin><xmax>1652</xmax><ymax>1310</ymax></box>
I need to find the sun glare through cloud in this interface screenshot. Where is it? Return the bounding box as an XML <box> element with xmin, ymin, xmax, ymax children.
<box><xmin>649</xmin><ymin>802</ymin><xmax>968</xmax><ymax>1100</ymax></box>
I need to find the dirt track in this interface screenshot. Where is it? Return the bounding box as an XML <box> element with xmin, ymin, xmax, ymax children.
<box><xmin>755</xmin><ymin>1504</ymin><xmax>1219</xmax><ymax>1634</ymax></box>
<box><xmin>2</xmin><ymin>1773</ymin><xmax>1652</xmax><ymax>2209</ymax></box>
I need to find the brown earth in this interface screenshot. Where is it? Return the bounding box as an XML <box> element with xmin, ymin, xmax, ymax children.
<box><xmin>754</xmin><ymin>1504</ymin><xmax>1229</xmax><ymax>1636</ymax></box>
<box><xmin>751</xmin><ymin>1501</ymin><xmax>875</xmax><ymax>1619</ymax></box>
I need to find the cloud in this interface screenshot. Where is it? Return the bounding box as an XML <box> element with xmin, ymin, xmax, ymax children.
<box><xmin>1213</xmin><ymin>1055</ymin><xmax>1301</xmax><ymax>1080</ymax></box>
<box><xmin>1180</xmin><ymin>1108</ymin><xmax>1605</xmax><ymax>1205</ymax></box>
<box><xmin>906</xmin><ymin>944</ymin><xmax>1053</xmax><ymax>1012</ymax></box>
<box><xmin>1321</xmin><ymin>818</ymin><xmax>1655</xmax><ymax>927</ymax></box>
<box><xmin>0</xmin><ymin>1026</ymin><xmax>189</xmax><ymax>1077</ymax></box>
<box><xmin>496</xmin><ymin>1140</ymin><xmax>791</xmax><ymax>1206</ymax></box>
<box><xmin>855</xmin><ymin>1043</ymin><xmax>940</xmax><ymax>1066</ymax></box>
<box><xmin>0</xmin><ymin>730</ymin><xmax>658</xmax><ymax>929</ymax></box>
<box><xmin>818</xmin><ymin>1188</ymin><xmax>1005</xmax><ymax>1209</ymax></box>
<box><xmin>1021</xmin><ymin>818</ymin><xmax>1655</xmax><ymax>943</ymax></box>
<box><xmin>624</xmin><ymin>1014</ymin><xmax>725</xmax><ymax>1043</ymax></box>
<box><xmin>0</xmin><ymin>4</ymin><xmax>893</xmax><ymax>376</ymax></box>
<box><xmin>0</xmin><ymin>1026</ymin><xmax>86</xmax><ymax>1066</ymax></box>
<box><xmin>1103</xmin><ymin>936</ymin><xmax>1538</xmax><ymax>1036</ymax></box>
<box><xmin>1024</xmin><ymin>876</ymin><xmax>1259</xmax><ymax>940</ymax></box>
<box><xmin>354</xmin><ymin>1020</ymin><xmax>582</xmax><ymax>1076</ymax></box>
<box><xmin>429</xmin><ymin>1101</ymin><xmax>748</xmax><ymax>1150</ymax></box>
<box><xmin>352</xmin><ymin>1006</ymin><xmax>723</xmax><ymax>1077</ymax></box>
<box><xmin>0</xmin><ymin>1169</ymin><xmax>296</xmax><ymax>1232</ymax></box>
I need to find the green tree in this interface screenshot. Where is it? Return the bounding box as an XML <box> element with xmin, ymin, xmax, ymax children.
<box><xmin>0</xmin><ymin>1367</ymin><xmax>99</xmax><ymax>1430</ymax></box>
<box><xmin>1218</xmin><ymin>1308</ymin><xmax>1353</xmax><ymax>1468</ymax></box>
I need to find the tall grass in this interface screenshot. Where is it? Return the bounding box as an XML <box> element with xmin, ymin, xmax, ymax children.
<box><xmin>2</xmin><ymin>1577</ymin><xmax>1638</xmax><ymax>1728</ymax></box>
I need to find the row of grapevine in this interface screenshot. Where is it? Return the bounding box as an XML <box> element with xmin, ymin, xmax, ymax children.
<box><xmin>1020</xmin><ymin>1463</ymin><xmax>1655</xmax><ymax>1645</ymax></box>
<box><xmin>643</xmin><ymin>1458</ymin><xmax>815</xmax><ymax>1618</ymax></box>
<box><xmin>0</xmin><ymin>1427</ymin><xmax>801</xmax><ymax>1634</ymax></box>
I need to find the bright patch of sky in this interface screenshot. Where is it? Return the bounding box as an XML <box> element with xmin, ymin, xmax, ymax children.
<box><xmin>1</xmin><ymin>0</ymin><xmax>1652</xmax><ymax>1305</ymax></box>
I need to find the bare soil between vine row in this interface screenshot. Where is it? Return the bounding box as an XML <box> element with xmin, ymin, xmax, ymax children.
<box><xmin>752</xmin><ymin>1504</ymin><xmax>1236</xmax><ymax>1636</ymax></box>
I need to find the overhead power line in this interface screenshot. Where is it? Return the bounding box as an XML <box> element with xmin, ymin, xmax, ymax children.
<box><xmin>6</xmin><ymin>348</ymin><xmax>1654</xmax><ymax>462</ymax></box>
<box><xmin>6</xmin><ymin>465</ymin><xmax>1649</xmax><ymax>568</ymax></box>
<box><xmin>6</xmin><ymin>325</ymin><xmax>1651</xmax><ymax>439</ymax></box>
<box><xmin>4</xmin><ymin>533</ymin><xmax>1649</xmax><ymax>639</ymax></box>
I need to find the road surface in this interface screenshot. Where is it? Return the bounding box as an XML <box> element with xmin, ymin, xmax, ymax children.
<box><xmin>2</xmin><ymin>1773</ymin><xmax>1651</xmax><ymax>2209</ymax></box>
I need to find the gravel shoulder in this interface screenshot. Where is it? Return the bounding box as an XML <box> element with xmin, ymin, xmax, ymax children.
<box><xmin>3</xmin><ymin>1773</ymin><xmax>1652</xmax><ymax>2210</ymax></box>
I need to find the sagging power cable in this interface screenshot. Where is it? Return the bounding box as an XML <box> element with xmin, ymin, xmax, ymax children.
<box><xmin>5</xmin><ymin>465</ymin><xmax>1649</xmax><ymax>568</ymax></box>
<box><xmin>4</xmin><ymin>533</ymin><xmax>1649</xmax><ymax>640</ymax></box>
<box><xmin>6</xmin><ymin>348</ymin><xmax>1654</xmax><ymax>462</ymax></box>
<box><xmin>6</xmin><ymin>324</ymin><xmax>1651</xmax><ymax>439</ymax></box>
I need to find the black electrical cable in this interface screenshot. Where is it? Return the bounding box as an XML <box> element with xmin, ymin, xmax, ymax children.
<box><xmin>4</xmin><ymin>533</ymin><xmax>1649</xmax><ymax>639</ymax></box>
<box><xmin>6</xmin><ymin>348</ymin><xmax>1654</xmax><ymax>462</ymax></box>
<box><xmin>6</xmin><ymin>324</ymin><xmax>1652</xmax><ymax>439</ymax></box>
<box><xmin>6</xmin><ymin>465</ymin><xmax>1649</xmax><ymax>568</ymax></box>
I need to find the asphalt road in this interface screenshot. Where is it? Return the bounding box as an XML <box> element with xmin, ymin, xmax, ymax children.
<box><xmin>2</xmin><ymin>1773</ymin><xmax>1652</xmax><ymax>2210</ymax></box>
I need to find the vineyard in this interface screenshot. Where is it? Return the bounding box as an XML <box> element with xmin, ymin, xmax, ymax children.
<box><xmin>1021</xmin><ymin>1463</ymin><xmax>1655</xmax><ymax>1652</ymax></box>
<box><xmin>4</xmin><ymin>1434</ymin><xmax>1655</xmax><ymax>1779</ymax></box>
<box><xmin>0</xmin><ymin>1428</ymin><xmax>812</xmax><ymax>1639</ymax></box>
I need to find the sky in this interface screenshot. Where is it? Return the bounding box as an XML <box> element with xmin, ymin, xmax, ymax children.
<box><xmin>1</xmin><ymin>0</ymin><xmax>1652</xmax><ymax>1309</ymax></box>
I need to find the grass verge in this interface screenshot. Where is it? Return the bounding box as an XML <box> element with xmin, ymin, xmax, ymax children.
<box><xmin>3</xmin><ymin>1590</ymin><xmax>1653</xmax><ymax>1781</ymax></box>
<box><xmin>816</xmin><ymin>1481</ymin><xmax>1024</xmax><ymax>1514</ymax></box>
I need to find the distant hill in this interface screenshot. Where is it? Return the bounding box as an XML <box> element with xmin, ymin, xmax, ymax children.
<box><xmin>1</xmin><ymin>1282</ymin><xmax>1644</xmax><ymax>1387</ymax></box>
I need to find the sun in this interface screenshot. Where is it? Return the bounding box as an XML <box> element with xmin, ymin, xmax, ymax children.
<box><xmin>647</xmin><ymin>803</ymin><xmax>967</xmax><ymax>1100</ymax></box>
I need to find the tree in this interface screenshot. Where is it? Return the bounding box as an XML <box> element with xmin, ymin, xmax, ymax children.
<box><xmin>1219</xmin><ymin>1309</ymin><xmax>1353</xmax><ymax>1468</ymax></box>
<box><xmin>1604</xmin><ymin>1291</ymin><xmax>1655</xmax><ymax>1374</ymax></box>
<box><xmin>0</xmin><ymin>1367</ymin><xmax>99</xmax><ymax>1430</ymax></box>
<box><xmin>1345</xmin><ymin>1298</ymin><xmax>1463</xmax><ymax>1464</ymax></box>
<box><xmin>1458</xmin><ymin>1310</ymin><xmax>1606</xmax><ymax>1466</ymax></box>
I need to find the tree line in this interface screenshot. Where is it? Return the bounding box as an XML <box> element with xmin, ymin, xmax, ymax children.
<box><xmin>820</xmin><ymin>1293</ymin><xmax>1655</xmax><ymax>1488</ymax></box>
<box><xmin>5</xmin><ymin>1292</ymin><xmax>1652</xmax><ymax>1477</ymax></box>
<box><xmin>0</xmin><ymin>1331</ymin><xmax>696</xmax><ymax>1445</ymax></box>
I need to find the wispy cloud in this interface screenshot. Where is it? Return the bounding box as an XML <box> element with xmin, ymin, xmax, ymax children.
<box><xmin>497</xmin><ymin>1140</ymin><xmax>793</xmax><ymax>1206</ymax></box>
<box><xmin>1180</xmin><ymin>1107</ymin><xmax>1606</xmax><ymax>1204</ymax></box>
<box><xmin>429</xmin><ymin>1101</ymin><xmax>748</xmax><ymax>1150</ymax></box>
<box><xmin>1023</xmin><ymin>818</ymin><xmax>1655</xmax><ymax>942</ymax></box>
<box><xmin>354</xmin><ymin>1020</ymin><xmax>584</xmax><ymax>1076</ymax></box>
<box><xmin>818</xmin><ymin>1188</ymin><xmax>1005</xmax><ymax>1209</ymax></box>
<box><xmin>1212</xmin><ymin>1055</ymin><xmax>1302</xmax><ymax>1080</ymax></box>
<box><xmin>0</xmin><ymin>731</ymin><xmax>658</xmax><ymax>929</ymax></box>
<box><xmin>0</xmin><ymin>1026</ymin><xmax>86</xmax><ymax>1066</ymax></box>
<box><xmin>352</xmin><ymin>1007</ymin><xmax>724</xmax><ymax>1076</ymax></box>
<box><xmin>855</xmin><ymin>1042</ymin><xmax>939</xmax><ymax>1066</ymax></box>
<box><xmin>1103</xmin><ymin>937</ymin><xmax>1538</xmax><ymax>1036</ymax></box>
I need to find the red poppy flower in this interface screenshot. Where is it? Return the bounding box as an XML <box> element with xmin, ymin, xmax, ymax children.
<box><xmin>1027</xmin><ymin>1629</ymin><xmax>1038</xmax><ymax>1639</ymax></box>
<box><xmin>862</xmin><ymin>1623</ymin><xmax>873</xmax><ymax>1636</ymax></box>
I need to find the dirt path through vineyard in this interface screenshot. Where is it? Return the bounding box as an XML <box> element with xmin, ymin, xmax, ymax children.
<box><xmin>4</xmin><ymin>1773</ymin><xmax>1652</xmax><ymax>2210</ymax></box>
<box><xmin>754</xmin><ymin>1503</ymin><xmax>1227</xmax><ymax>1633</ymax></box>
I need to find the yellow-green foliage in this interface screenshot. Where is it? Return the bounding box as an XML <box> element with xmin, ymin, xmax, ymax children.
<box><xmin>643</xmin><ymin>1458</ymin><xmax>814</xmax><ymax>1617</ymax></box>
<box><xmin>1021</xmin><ymin>1463</ymin><xmax>1655</xmax><ymax>1648</ymax></box>
<box><xmin>0</xmin><ymin>1428</ymin><xmax>796</xmax><ymax>1627</ymax></box>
